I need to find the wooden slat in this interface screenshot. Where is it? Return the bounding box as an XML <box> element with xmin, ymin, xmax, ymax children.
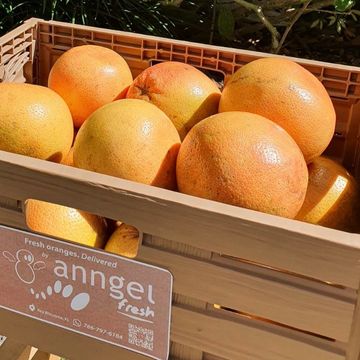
<box><xmin>346</xmin><ymin>285</ymin><xmax>360</xmax><ymax>360</ymax></box>
<box><xmin>29</xmin><ymin>348</ymin><xmax>38</xmax><ymax>359</ymax></box>
<box><xmin>0</xmin><ymin>308</ymin><xmax>149</xmax><ymax>360</ymax></box>
<box><xmin>0</xmin><ymin>196</ymin><xmax>20</xmax><ymax>210</ymax></box>
<box><xmin>0</xmin><ymin>303</ymin><xmax>346</xmax><ymax>360</ymax></box>
<box><xmin>203</xmin><ymin>355</ymin><xmax>227</xmax><ymax>360</ymax></box>
<box><xmin>0</xmin><ymin>338</ymin><xmax>31</xmax><ymax>360</ymax></box>
<box><xmin>0</xmin><ymin>151</ymin><xmax>360</xmax><ymax>288</ymax></box>
<box><xmin>17</xmin><ymin>346</ymin><xmax>33</xmax><ymax>360</ymax></box>
<box><xmin>138</xmin><ymin>245</ymin><xmax>355</xmax><ymax>341</ymax></box>
<box><xmin>31</xmin><ymin>351</ymin><xmax>52</xmax><ymax>360</ymax></box>
<box><xmin>0</xmin><ymin>206</ymin><xmax>27</xmax><ymax>230</ymax></box>
<box><xmin>172</xmin><ymin>306</ymin><xmax>346</xmax><ymax>360</ymax></box>
<box><xmin>212</xmin><ymin>252</ymin><xmax>357</xmax><ymax>300</ymax></box>
<box><xmin>31</xmin><ymin>350</ymin><xmax>61</xmax><ymax>360</ymax></box>
<box><xmin>48</xmin><ymin>355</ymin><xmax>61</xmax><ymax>360</ymax></box>
<box><xmin>145</xmin><ymin>236</ymin><xmax>207</xmax><ymax>360</ymax></box>
<box><xmin>28</xmin><ymin>347</ymin><xmax>37</xmax><ymax>360</ymax></box>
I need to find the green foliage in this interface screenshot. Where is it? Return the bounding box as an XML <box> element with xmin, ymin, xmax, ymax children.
<box><xmin>0</xmin><ymin>0</ymin><xmax>175</xmax><ymax>37</ymax></box>
<box><xmin>0</xmin><ymin>0</ymin><xmax>359</xmax><ymax>65</ymax></box>
<box><xmin>218</xmin><ymin>6</ymin><xmax>235</xmax><ymax>40</ymax></box>
<box><xmin>335</xmin><ymin>0</ymin><xmax>356</xmax><ymax>11</ymax></box>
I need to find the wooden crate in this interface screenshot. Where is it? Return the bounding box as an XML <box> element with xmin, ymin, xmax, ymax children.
<box><xmin>1</xmin><ymin>18</ymin><xmax>360</xmax><ymax>360</ymax></box>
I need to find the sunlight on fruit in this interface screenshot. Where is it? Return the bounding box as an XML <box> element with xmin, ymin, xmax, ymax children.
<box><xmin>301</xmin><ymin>175</ymin><xmax>348</xmax><ymax>223</ymax></box>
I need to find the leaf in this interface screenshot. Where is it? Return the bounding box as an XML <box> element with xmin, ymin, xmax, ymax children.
<box><xmin>351</xmin><ymin>12</ymin><xmax>357</xmax><ymax>21</ymax></box>
<box><xmin>311</xmin><ymin>19</ymin><xmax>320</xmax><ymax>28</ymax></box>
<box><xmin>217</xmin><ymin>6</ymin><xmax>235</xmax><ymax>40</ymax></box>
<box><xmin>338</xmin><ymin>17</ymin><xmax>347</xmax><ymax>28</ymax></box>
<box><xmin>328</xmin><ymin>16</ymin><xmax>337</xmax><ymax>26</ymax></box>
<box><xmin>334</xmin><ymin>0</ymin><xmax>356</xmax><ymax>12</ymax></box>
<box><xmin>337</xmin><ymin>20</ymin><xmax>342</xmax><ymax>33</ymax></box>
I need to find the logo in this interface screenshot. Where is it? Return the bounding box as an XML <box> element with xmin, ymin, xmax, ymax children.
<box><xmin>0</xmin><ymin>226</ymin><xmax>172</xmax><ymax>360</ymax></box>
<box><xmin>2</xmin><ymin>249</ymin><xmax>45</xmax><ymax>284</ymax></box>
<box><xmin>30</xmin><ymin>280</ymin><xmax>90</xmax><ymax>311</ymax></box>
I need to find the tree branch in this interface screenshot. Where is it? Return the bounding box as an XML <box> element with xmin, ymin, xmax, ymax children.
<box><xmin>233</xmin><ymin>0</ymin><xmax>280</xmax><ymax>49</ymax></box>
<box><xmin>275</xmin><ymin>0</ymin><xmax>311</xmax><ymax>53</ymax></box>
<box><xmin>308</xmin><ymin>0</ymin><xmax>334</xmax><ymax>10</ymax></box>
<box><xmin>262</xmin><ymin>0</ymin><xmax>311</xmax><ymax>9</ymax></box>
<box><xmin>209</xmin><ymin>0</ymin><xmax>217</xmax><ymax>44</ymax></box>
<box><xmin>224</xmin><ymin>0</ymin><xmax>347</xmax><ymax>51</ymax></box>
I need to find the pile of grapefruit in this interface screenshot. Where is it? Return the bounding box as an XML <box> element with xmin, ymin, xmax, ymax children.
<box><xmin>0</xmin><ymin>44</ymin><xmax>359</xmax><ymax>256</ymax></box>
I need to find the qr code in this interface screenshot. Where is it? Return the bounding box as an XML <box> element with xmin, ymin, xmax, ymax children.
<box><xmin>128</xmin><ymin>324</ymin><xmax>154</xmax><ymax>351</ymax></box>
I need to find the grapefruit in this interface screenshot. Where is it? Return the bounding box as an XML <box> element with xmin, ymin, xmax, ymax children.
<box><xmin>219</xmin><ymin>57</ymin><xmax>336</xmax><ymax>163</ymax></box>
<box><xmin>176</xmin><ymin>111</ymin><xmax>308</xmax><ymax>218</ymax></box>
<box><xmin>296</xmin><ymin>156</ymin><xmax>360</xmax><ymax>231</ymax></box>
<box><xmin>0</xmin><ymin>83</ymin><xmax>73</xmax><ymax>162</ymax></box>
<box><xmin>61</xmin><ymin>147</ymin><xmax>74</xmax><ymax>167</ymax></box>
<box><xmin>25</xmin><ymin>199</ymin><xmax>108</xmax><ymax>248</ymax></box>
<box><xmin>48</xmin><ymin>45</ymin><xmax>133</xmax><ymax>127</ymax></box>
<box><xmin>105</xmin><ymin>223</ymin><xmax>140</xmax><ymax>258</ymax></box>
<box><xmin>73</xmin><ymin>99</ymin><xmax>180</xmax><ymax>189</ymax></box>
<box><xmin>126</xmin><ymin>61</ymin><xmax>221</xmax><ymax>139</ymax></box>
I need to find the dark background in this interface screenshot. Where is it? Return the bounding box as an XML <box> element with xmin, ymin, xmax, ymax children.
<box><xmin>1</xmin><ymin>0</ymin><xmax>359</xmax><ymax>65</ymax></box>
